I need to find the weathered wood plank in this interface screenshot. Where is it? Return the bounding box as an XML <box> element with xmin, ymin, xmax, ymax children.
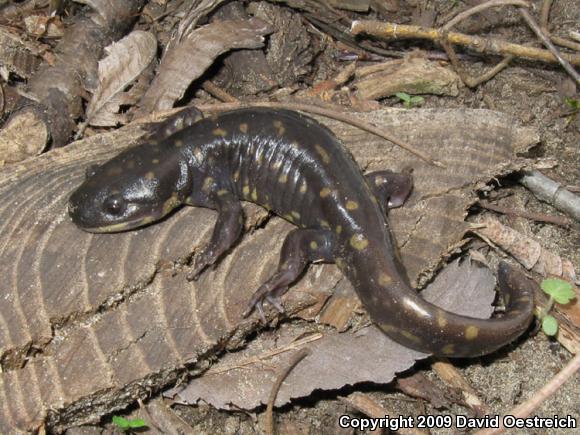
<box><xmin>0</xmin><ymin>109</ymin><xmax>538</xmax><ymax>431</ymax></box>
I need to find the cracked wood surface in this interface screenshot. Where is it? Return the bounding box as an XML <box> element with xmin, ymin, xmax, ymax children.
<box><xmin>0</xmin><ymin>108</ymin><xmax>538</xmax><ymax>431</ymax></box>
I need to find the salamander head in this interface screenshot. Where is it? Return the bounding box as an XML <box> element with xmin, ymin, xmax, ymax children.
<box><xmin>68</xmin><ymin>146</ymin><xmax>191</xmax><ymax>233</ymax></box>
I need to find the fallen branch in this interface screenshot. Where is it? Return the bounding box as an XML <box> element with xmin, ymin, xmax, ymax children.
<box><xmin>517</xmin><ymin>8</ymin><xmax>580</xmax><ymax>85</ymax></box>
<box><xmin>520</xmin><ymin>170</ymin><xmax>580</xmax><ymax>223</ymax></box>
<box><xmin>350</xmin><ymin>21</ymin><xmax>580</xmax><ymax>66</ymax></box>
<box><xmin>265</xmin><ymin>349</ymin><xmax>310</xmax><ymax>435</ymax></box>
<box><xmin>476</xmin><ymin>201</ymin><xmax>571</xmax><ymax>227</ymax></box>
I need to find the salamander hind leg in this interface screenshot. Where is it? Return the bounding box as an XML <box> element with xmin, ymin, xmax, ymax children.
<box><xmin>243</xmin><ymin>228</ymin><xmax>335</xmax><ymax>321</ymax></box>
<box><xmin>365</xmin><ymin>169</ymin><xmax>413</xmax><ymax>209</ymax></box>
<box><xmin>187</xmin><ymin>191</ymin><xmax>243</xmax><ymax>281</ymax></box>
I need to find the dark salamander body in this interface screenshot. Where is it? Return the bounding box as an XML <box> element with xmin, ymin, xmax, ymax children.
<box><xmin>69</xmin><ymin>108</ymin><xmax>534</xmax><ymax>357</ymax></box>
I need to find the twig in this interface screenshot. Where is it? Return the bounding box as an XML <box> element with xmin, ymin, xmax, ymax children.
<box><xmin>440</xmin><ymin>35</ymin><xmax>513</xmax><ymax>87</ymax></box>
<box><xmin>432</xmin><ymin>360</ymin><xmax>491</xmax><ymax>416</ymax></box>
<box><xmin>474</xmin><ymin>353</ymin><xmax>580</xmax><ymax>435</ymax></box>
<box><xmin>477</xmin><ymin>201</ymin><xmax>571</xmax><ymax>227</ymax></box>
<box><xmin>195</xmin><ymin>101</ymin><xmax>445</xmax><ymax>167</ymax></box>
<box><xmin>443</xmin><ymin>0</ymin><xmax>530</xmax><ymax>31</ymax></box>
<box><xmin>517</xmin><ymin>8</ymin><xmax>580</xmax><ymax>85</ymax></box>
<box><xmin>265</xmin><ymin>349</ymin><xmax>310</xmax><ymax>435</ymax></box>
<box><xmin>520</xmin><ymin>171</ymin><xmax>580</xmax><ymax>223</ymax></box>
<box><xmin>540</xmin><ymin>0</ymin><xmax>552</xmax><ymax>29</ymax></box>
<box><xmin>539</xmin><ymin>0</ymin><xmax>580</xmax><ymax>52</ymax></box>
<box><xmin>350</xmin><ymin>21</ymin><xmax>580</xmax><ymax>66</ymax></box>
<box><xmin>205</xmin><ymin>333</ymin><xmax>321</xmax><ymax>375</ymax></box>
<box><xmin>201</xmin><ymin>80</ymin><xmax>239</xmax><ymax>103</ymax></box>
<box><xmin>137</xmin><ymin>398</ymin><xmax>165</xmax><ymax>434</ymax></box>
<box><xmin>440</xmin><ymin>1</ymin><xmax>525</xmax><ymax>87</ymax></box>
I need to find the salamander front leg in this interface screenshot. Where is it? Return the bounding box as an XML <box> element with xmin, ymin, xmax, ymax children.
<box><xmin>187</xmin><ymin>191</ymin><xmax>243</xmax><ymax>281</ymax></box>
<box><xmin>243</xmin><ymin>228</ymin><xmax>335</xmax><ymax>321</ymax></box>
<box><xmin>365</xmin><ymin>169</ymin><xmax>413</xmax><ymax>209</ymax></box>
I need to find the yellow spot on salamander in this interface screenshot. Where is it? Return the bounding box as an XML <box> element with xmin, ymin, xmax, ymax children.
<box><xmin>162</xmin><ymin>193</ymin><xmax>180</xmax><ymax>215</ymax></box>
<box><xmin>442</xmin><ymin>344</ymin><xmax>455</xmax><ymax>355</ymax></box>
<box><xmin>437</xmin><ymin>312</ymin><xmax>448</xmax><ymax>328</ymax></box>
<box><xmin>378</xmin><ymin>273</ymin><xmax>391</xmax><ymax>286</ymax></box>
<box><xmin>152</xmin><ymin>158</ymin><xmax>160</xmax><ymax>164</ymax></box>
<box><xmin>202</xmin><ymin>177</ymin><xmax>214</xmax><ymax>193</ymax></box>
<box><xmin>299</xmin><ymin>181</ymin><xmax>307</xmax><ymax>193</ymax></box>
<box><xmin>174</xmin><ymin>139</ymin><xmax>184</xmax><ymax>147</ymax></box>
<box><xmin>239</xmin><ymin>123</ymin><xmax>248</xmax><ymax>134</ymax></box>
<box><xmin>350</xmin><ymin>234</ymin><xmax>369</xmax><ymax>251</ymax></box>
<box><xmin>251</xmin><ymin>188</ymin><xmax>258</xmax><ymax>201</ymax></box>
<box><xmin>291</xmin><ymin>211</ymin><xmax>301</xmax><ymax>219</ymax></box>
<box><xmin>335</xmin><ymin>225</ymin><xmax>342</xmax><ymax>234</ymax></box>
<box><xmin>194</xmin><ymin>147</ymin><xmax>202</xmax><ymax>161</ymax></box>
<box><xmin>273</xmin><ymin>161</ymin><xmax>282</xmax><ymax>170</ymax></box>
<box><xmin>273</xmin><ymin>120</ymin><xmax>285</xmax><ymax>136</ymax></box>
<box><xmin>320</xmin><ymin>220</ymin><xmax>330</xmax><ymax>229</ymax></box>
<box><xmin>335</xmin><ymin>258</ymin><xmax>346</xmax><ymax>270</ymax></box>
<box><xmin>320</xmin><ymin>187</ymin><xmax>331</xmax><ymax>198</ymax></box>
<box><xmin>314</xmin><ymin>144</ymin><xmax>330</xmax><ymax>164</ymax></box>
<box><xmin>283</xmin><ymin>214</ymin><xmax>294</xmax><ymax>222</ymax></box>
<box><xmin>233</xmin><ymin>170</ymin><xmax>240</xmax><ymax>182</ymax></box>
<box><xmin>242</xmin><ymin>185</ymin><xmax>250</xmax><ymax>196</ymax></box>
<box><xmin>217</xmin><ymin>189</ymin><xmax>229</xmax><ymax>197</ymax></box>
<box><xmin>145</xmin><ymin>171</ymin><xmax>155</xmax><ymax>180</ymax></box>
<box><xmin>264</xmin><ymin>203</ymin><xmax>271</xmax><ymax>211</ymax></box>
<box><xmin>279</xmin><ymin>174</ymin><xmax>288</xmax><ymax>183</ymax></box>
<box><xmin>346</xmin><ymin>200</ymin><xmax>359</xmax><ymax>210</ymax></box>
<box><xmin>401</xmin><ymin>330</ymin><xmax>421</xmax><ymax>344</ymax></box>
<box><xmin>213</xmin><ymin>128</ymin><xmax>227</xmax><ymax>137</ymax></box>
<box><xmin>380</xmin><ymin>323</ymin><xmax>397</xmax><ymax>333</ymax></box>
<box><xmin>310</xmin><ymin>241</ymin><xmax>318</xmax><ymax>250</ymax></box>
<box><xmin>465</xmin><ymin>326</ymin><xmax>479</xmax><ymax>340</ymax></box>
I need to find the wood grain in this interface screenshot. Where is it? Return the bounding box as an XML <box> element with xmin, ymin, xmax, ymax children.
<box><xmin>0</xmin><ymin>108</ymin><xmax>537</xmax><ymax>431</ymax></box>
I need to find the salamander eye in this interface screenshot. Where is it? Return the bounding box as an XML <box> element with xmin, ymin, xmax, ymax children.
<box><xmin>104</xmin><ymin>194</ymin><xmax>125</xmax><ymax>215</ymax></box>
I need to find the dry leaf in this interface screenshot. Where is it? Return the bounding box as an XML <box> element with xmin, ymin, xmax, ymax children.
<box><xmin>86</xmin><ymin>31</ymin><xmax>157</xmax><ymax>127</ymax></box>
<box><xmin>136</xmin><ymin>18</ymin><xmax>273</xmax><ymax>114</ymax></box>
<box><xmin>0</xmin><ymin>27</ymin><xmax>42</xmax><ymax>78</ymax></box>
<box><xmin>354</xmin><ymin>56</ymin><xmax>461</xmax><ymax>100</ymax></box>
<box><xmin>23</xmin><ymin>15</ymin><xmax>64</xmax><ymax>38</ymax></box>
<box><xmin>166</xmin><ymin>260</ymin><xmax>496</xmax><ymax>409</ymax></box>
<box><xmin>474</xmin><ymin>216</ymin><xmax>577</xmax><ymax>281</ymax></box>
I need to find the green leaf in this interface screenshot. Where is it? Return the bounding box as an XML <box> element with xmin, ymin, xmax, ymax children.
<box><xmin>564</xmin><ymin>97</ymin><xmax>579</xmax><ymax>110</ymax></box>
<box><xmin>409</xmin><ymin>96</ymin><xmax>424</xmax><ymax>105</ymax></box>
<box><xmin>540</xmin><ymin>278</ymin><xmax>576</xmax><ymax>304</ymax></box>
<box><xmin>128</xmin><ymin>419</ymin><xmax>147</xmax><ymax>429</ymax></box>
<box><xmin>112</xmin><ymin>416</ymin><xmax>147</xmax><ymax>431</ymax></box>
<box><xmin>395</xmin><ymin>92</ymin><xmax>411</xmax><ymax>102</ymax></box>
<box><xmin>112</xmin><ymin>416</ymin><xmax>130</xmax><ymax>430</ymax></box>
<box><xmin>542</xmin><ymin>315</ymin><xmax>558</xmax><ymax>336</ymax></box>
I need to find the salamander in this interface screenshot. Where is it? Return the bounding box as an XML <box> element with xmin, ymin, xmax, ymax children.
<box><xmin>68</xmin><ymin>107</ymin><xmax>535</xmax><ymax>357</ymax></box>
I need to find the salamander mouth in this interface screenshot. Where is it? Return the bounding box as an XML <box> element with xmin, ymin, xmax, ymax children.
<box><xmin>69</xmin><ymin>205</ymin><xmax>166</xmax><ymax>233</ymax></box>
<box><xmin>75</xmin><ymin>214</ymin><xmax>157</xmax><ymax>233</ymax></box>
